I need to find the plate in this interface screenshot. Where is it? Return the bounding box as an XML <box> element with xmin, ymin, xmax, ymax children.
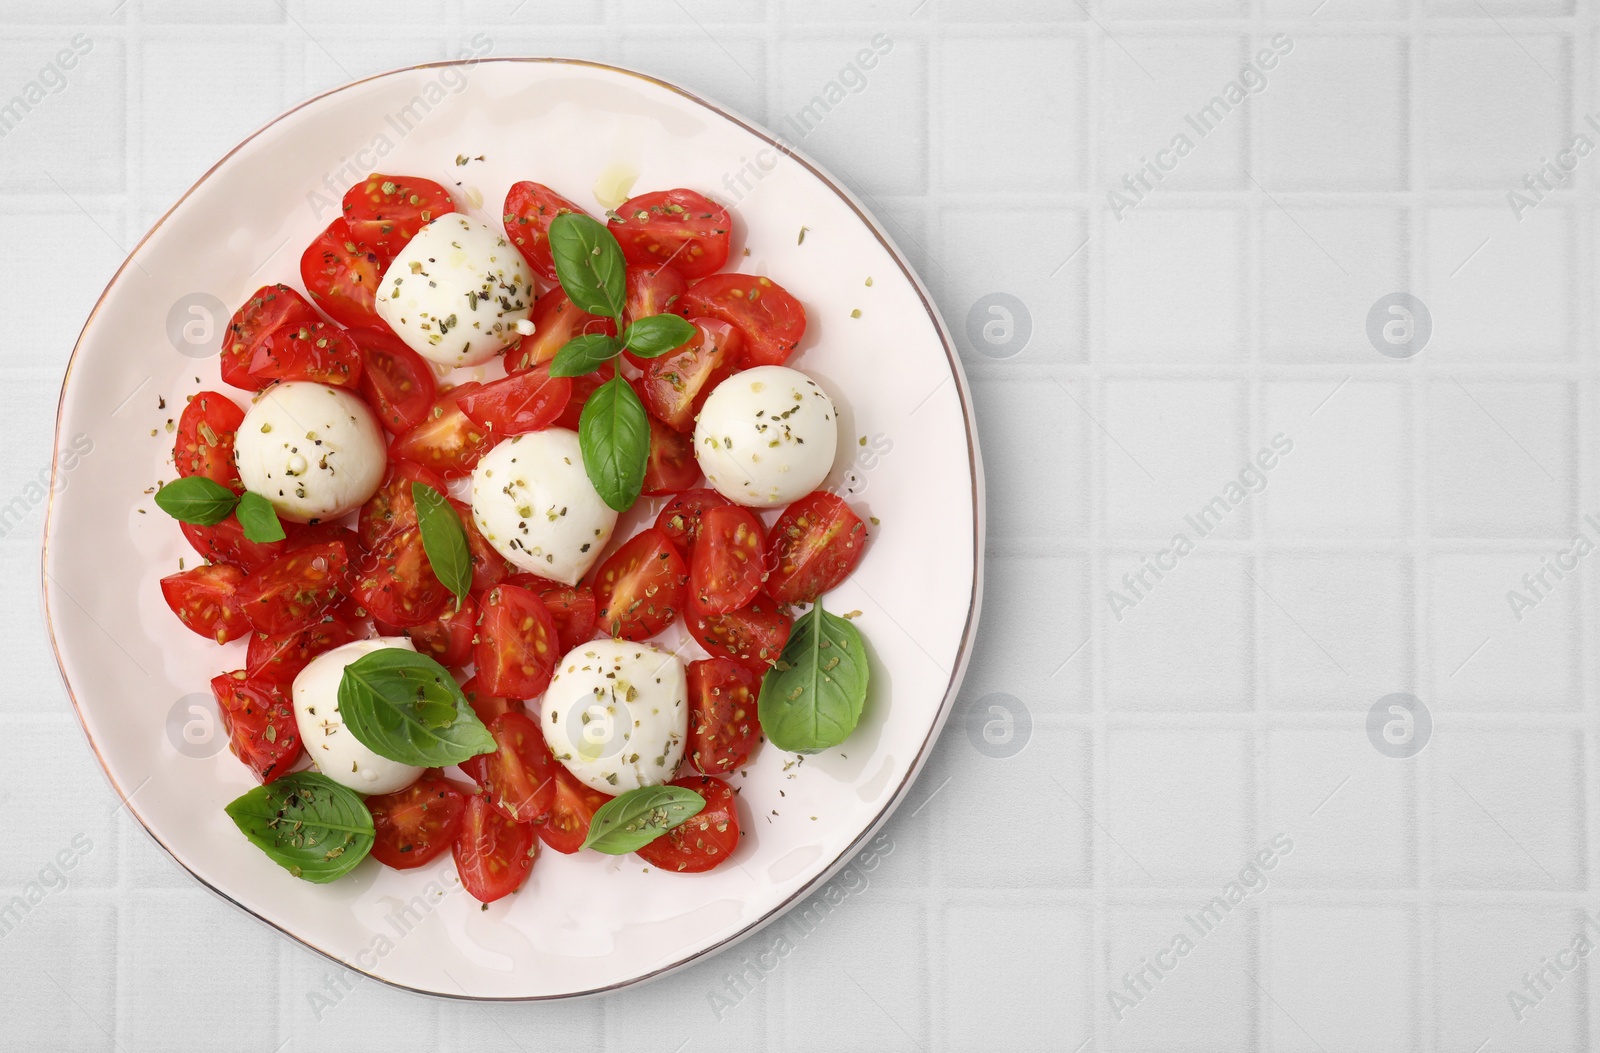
<box><xmin>41</xmin><ymin>58</ymin><xmax>982</xmax><ymax>999</ymax></box>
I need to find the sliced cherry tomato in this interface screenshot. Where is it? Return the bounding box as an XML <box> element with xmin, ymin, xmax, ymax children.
<box><xmin>537</xmin><ymin>765</ymin><xmax>612</xmax><ymax>855</ymax></box>
<box><xmin>210</xmin><ymin>671</ymin><xmax>303</xmax><ymax>783</ymax></box>
<box><xmin>353</xmin><ymin>525</ymin><xmax>451</xmax><ymax>628</ymax></box>
<box><xmin>608</xmin><ymin>189</ymin><xmax>731</xmax><ymax>279</ymax></box>
<box><xmin>450</xmin><ymin>498</ymin><xmax>512</xmax><ymax>596</ymax></box>
<box><xmin>389</xmin><ymin>382</ymin><xmax>497</xmax><ymax>478</ymax></box>
<box><xmin>636</xmin><ymin>775</ymin><xmax>740</xmax><ymax>872</ymax></box>
<box><xmin>351</xmin><ymin>326</ymin><xmax>437</xmax><ymax>434</ymax></box>
<box><xmin>358</xmin><ymin>461</ymin><xmax>449</xmax><ymax>551</ymax></box>
<box><xmin>457</xmin><ymin>366</ymin><xmax>572</xmax><ymax>435</ymax></box>
<box><xmin>369</xmin><ymin>770</ymin><xmax>468</xmax><ymax>870</ymax></box>
<box><xmin>591</xmin><ymin>528</ymin><xmax>687</xmax><ymax>641</ymax></box>
<box><xmin>478</xmin><ymin>712</ymin><xmax>559</xmax><ymax>824</ymax></box>
<box><xmin>621</xmin><ymin>264</ymin><xmax>689</xmax><ymax>368</ymax></box>
<box><xmin>475</xmin><ymin>584</ymin><xmax>558</xmax><ymax>698</ymax></box>
<box><xmin>182</xmin><ymin>516</ymin><xmax>287</xmax><ymax>573</ymax></box>
<box><xmin>689</xmin><ymin>504</ymin><xmax>765</xmax><ymax>615</ymax></box>
<box><xmin>249</xmin><ymin>319</ymin><xmax>362</xmax><ymax>388</ymax></box>
<box><xmin>553</xmin><ymin>363</ymin><xmax>614</xmax><ymax>431</ymax></box>
<box><xmin>222</xmin><ymin>284</ymin><xmax>321</xmax><ymax>392</ymax></box>
<box><xmin>343</xmin><ymin>173</ymin><xmax>456</xmax><ymax>259</ymax></box>
<box><xmin>534</xmin><ymin>581</ymin><xmax>596</xmax><ymax>653</ymax></box>
<box><xmin>161</xmin><ymin>563</ymin><xmax>251</xmax><ymax>644</ymax></box>
<box><xmin>654</xmin><ymin>488</ymin><xmax>732</xmax><ymax>558</ymax></box>
<box><xmin>766</xmin><ymin>491</ymin><xmax>869</xmax><ymax>605</ymax></box>
<box><xmin>506</xmin><ymin>289</ymin><xmax>619</xmax><ymax>374</ymax></box>
<box><xmin>679</xmin><ymin>272</ymin><xmax>807</xmax><ymax>368</ymax></box>
<box><xmin>501</xmin><ymin>180</ymin><xmax>585</xmax><ymax>282</ymax></box>
<box><xmin>462</xmin><ymin>674</ymin><xmax>520</xmax><ymax>726</ymax></box>
<box><xmin>641</xmin><ymin>414</ymin><xmax>700</xmax><ymax>495</ymax></box>
<box><xmin>688</xmin><ymin>595</ymin><xmax>792</xmax><ymax>676</ymax></box>
<box><xmin>453</xmin><ymin>792</ymin><xmax>538</xmax><ymax>904</ymax></box>
<box><xmin>174</xmin><ymin>390</ymin><xmax>244</xmax><ymax>491</ymax></box>
<box><xmin>637</xmin><ymin>318</ymin><xmax>740</xmax><ymax>432</ymax></box>
<box><xmin>405</xmin><ymin>593</ymin><xmax>477</xmax><ymax>668</ymax></box>
<box><xmin>300</xmin><ymin>219</ymin><xmax>386</xmax><ymax>330</ymax></box>
<box><xmin>245</xmin><ymin>618</ymin><xmax>358</xmax><ymax>684</ymax></box>
<box><xmin>686</xmin><ymin>659</ymin><xmax>761</xmax><ymax>775</ymax></box>
<box><xmin>235</xmin><ymin>540</ymin><xmax>349</xmax><ymax>634</ymax></box>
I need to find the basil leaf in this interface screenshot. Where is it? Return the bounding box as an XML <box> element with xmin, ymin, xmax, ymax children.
<box><xmin>224</xmin><ymin>771</ymin><xmax>374</xmax><ymax>884</ymax></box>
<box><xmin>578</xmin><ymin>374</ymin><xmax>650</xmax><ymax>512</ymax></box>
<box><xmin>621</xmin><ymin>314</ymin><xmax>696</xmax><ymax>358</ymax></box>
<box><xmin>410</xmin><ymin>481</ymin><xmax>472</xmax><ymax>603</ymax></box>
<box><xmin>549</xmin><ymin>212</ymin><xmax>626</xmax><ymax>322</ymax></box>
<box><xmin>582</xmin><ymin>785</ymin><xmax>706</xmax><ymax>855</ymax></box>
<box><xmin>154</xmin><ymin>476</ymin><xmax>238</xmax><ymax>526</ymax></box>
<box><xmin>336</xmin><ymin>649</ymin><xmax>496</xmax><ymax>766</ymax></box>
<box><xmin>549</xmin><ymin>333</ymin><xmax>622</xmax><ymax>378</ymax></box>
<box><xmin>758</xmin><ymin>601</ymin><xmax>871</xmax><ymax>755</ymax></box>
<box><xmin>235</xmin><ymin>490</ymin><xmax>286</xmax><ymax>543</ymax></box>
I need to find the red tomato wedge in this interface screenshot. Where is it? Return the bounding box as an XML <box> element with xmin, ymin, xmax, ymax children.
<box><xmin>478</xmin><ymin>712</ymin><xmax>559</xmax><ymax>824</ymax></box>
<box><xmin>351</xmin><ymin>326</ymin><xmax>437</xmax><ymax>434</ymax></box>
<box><xmin>235</xmin><ymin>540</ymin><xmax>350</xmax><ymax>634</ymax></box>
<box><xmin>608</xmin><ymin>189</ymin><xmax>731</xmax><ymax>279</ymax></box>
<box><xmin>502</xmin><ymin>180</ymin><xmax>585</xmax><ymax>281</ymax></box>
<box><xmin>621</xmin><ymin>264</ymin><xmax>689</xmax><ymax>367</ymax></box>
<box><xmin>210</xmin><ymin>671</ymin><xmax>303</xmax><ymax>784</ymax></box>
<box><xmin>636</xmin><ymin>775</ymin><xmax>740</xmax><ymax>872</ymax></box>
<box><xmin>474</xmin><ymin>584</ymin><xmax>558</xmax><ymax>698</ymax></box>
<box><xmin>389</xmin><ymin>382</ymin><xmax>497</xmax><ymax>478</ymax></box>
<box><xmin>641</xmin><ymin>414</ymin><xmax>700</xmax><ymax>496</ymax></box>
<box><xmin>405</xmin><ymin>593</ymin><xmax>477</xmax><ymax>668</ymax></box>
<box><xmin>462</xmin><ymin>674</ymin><xmax>520</xmax><ymax>726</ymax></box>
<box><xmin>182</xmin><ymin>516</ymin><xmax>287</xmax><ymax>573</ymax></box>
<box><xmin>343</xmin><ymin>173</ymin><xmax>456</xmax><ymax>259</ymax></box>
<box><xmin>300</xmin><ymin>219</ymin><xmax>386</xmax><ymax>330</ymax></box>
<box><xmin>222</xmin><ymin>284</ymin><xmax>320</xmax><ymax>392</ymax></box>
<box><xmin>352</xmin><ymin>525</ymin><xmax>451</xmax><ymax>628</ymax></box>
<box><xmin>506</xmin><ymin>289</ymin><xmax>618</xmax><ymax>374</ymax></box>
<box><xmin>537</xmin><ymin>766</ymin><xmax>612</xmax><ymax>855</ymax></box>
<box><xmin>689</xmin><ymin>504</ymin><xmax>766</xmax><ymax>615</ymax></box>
<box><xmin>687</xmin><ymin>595</ymin><xmax>792</xmax><ymax>676</ymax></box>
<box><xmin>686</xmin><ymin>659</ymin><xmax>761</xmax><ymax>775</ymax></box>
<box><xmin>161</xmin><ymin>564</ymin><xmax>251</xmax><ymax>644</ymax></box>
<box><xmin>636</xmin><ymin>318</ymin><xmax>740</xmax><ymax>433</ymax></box>
<box><xmin>174</xmin><ymin>390</ymin><xmax>244</xmax><ymax>491</ymax></box>
<box><xmin>249</xmin><ymin>320</ymin><xmax>362</xmax><ymax>388</ymax></box>
<box><xmin>654</xmin><ymin>488</ymin><xmax>732</xmax><ymax>558</ymax></box>
<box><xmin>679</xmin><ymin>272</ymin><xmax>806</xmax><ymax>368</ymax></box>
<box><xmin>245</xmin><ymin>618</ymin><xmax>358</xmax><ymax>685</ymax></box>
<box><xmin>532</xmin><ymin>581</ymin><xmax>597</xmax><ymax>652</ymax></box>
<box><xmin>457</xmin><ymin>366</ymin><xmax>572</xmax><ymax>435</ymax></box>
<box><xmin>765</xmin><ymin>491</ymin><xmax>869</xmax><ymax>605</ymax></box>
<box><xmin>357</xmin><ymin>461</ymin><xmax>447</xmax><ymax>551</ymax></box>
<box><xmin>369</xmin><ymin>771</ymin><xmax>468</xmax><ymax>870</ymax></box>
<box><xmin>591</xmin><ymin>528</ymin><xmax>687</xmax><ymax>641</ymax></box>
<box><xmin>453</xmin><ymin>793</ymin><xmax>538</xmax><ymax>904</ymax></box>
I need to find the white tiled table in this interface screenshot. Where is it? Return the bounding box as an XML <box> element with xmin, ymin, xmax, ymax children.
<box><xmin>3</xmin><ymin>1</ymin><xmax>1596</xmax><ymax>1050</ymax></box>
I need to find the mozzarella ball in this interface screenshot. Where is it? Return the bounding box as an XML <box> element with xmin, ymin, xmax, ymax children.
<box><xmin>375</xmin><ymin>214</ymin><xmax>534</xmax><ymax>367</ymax></box>
<box><xmin>541</xmin><ymin>639</ymin><xmax>688</xmax><ymax>794</ymax></box>
<box><xmin>234</xmin><ymin>381</ymin><xmax>387</xmax><ymax>523</ymax></box>
<box><xmin>470</xmin><ymin>429</ymin><xmax>618</xmax><ymax>586</ymax></box>
<box><xmin>292</xmin><ymin>638</ymin><xmax>424</xmax><ymax>795</ymax></box>
<box><xmin>694</xmin><ymin>365</ymin><xmax>839</xmax><ymax>508</ymax></box>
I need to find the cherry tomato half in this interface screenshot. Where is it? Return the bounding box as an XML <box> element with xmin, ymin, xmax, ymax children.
<box><xmin>300</xmin><ymin>219</ymin><xmax>386</xmax><ymax>331</ymax></box>
<box><xmin>474</xmin><ymin>584</ymin><xmax>559</xmax><ymax>698</ymax></box>
<box><xmin>636</xmin><ymin>318</ymin><xmax>740</xmax><ymax>433</ymax></box>
<box><xmin>174</xmin><ymin>390</ymin><xmax>244</xmax><ymax>491</ymax></box>
<box><xmin>161</xmin><ymin>563</ymin><xmax>251</xmax><ymax>644</ymax></box>
<box><xmin>182</xmin><ymin>516</ymin><xmax>287</xmax><ymax>573</ymax></box>
<box><xmin>461</xmin><ymin>674</ymin><xmax>520</xmax><ymax>726</ymax></box>
<box><xmin>453</xmin><ymin>792</ymin><xmax>537</xmax><ymax>904</ymax></box>
<box><xmin>352</xmin><ymin>525</ymin><xmax>451</xmax><ymax>628</ymax></box>
<box><xmin>537</xmin><ymin>766</ymin><xmax>613</xmax><ymax>855</ymax></box>
<box><xmin>641</xmin><ymin>413</ymin><xmax>700</xmax><ymax>496</ymax></box>
<box><xmin>501</xmin><ymin>180</ymin><xmax>585</xmax><ymax>282</ymax></box>
<box><xmin>764</xmin><ymin>491</ymin><xmax>869</xmax><ymax>604</ymax></box>
<box><xmin>405</xmin><ymin>593</ymin><xmax>477</xmax><ymax>668</ymax></box>
<box><xmin>358</xmin><ymin>461</ymin><xmax>448</xmax><ymax>552</ymax></box>
<box><xmin>245</xmin><ymin>618</ymin><xmax>359</xmax><ymax>685</ymax></box>
<box><xmin>343</xmin><ymin>173</ymin><xmax>457</xmax><ymax>259</ymax></box>
<box><xmin>506</xmin><ymin>290</ymin><xmax>618</xmax><ymax>374</ymax></box>
<box><xmin>654</xmin><ymin>488</ymin><xmax>732</xmax><ymax>559</ymax></box>
<box><xmin>369</xmin><ymin>771</ymin><xmax>468</xmax><ymax>870</ymax></box>
<box><xmin>235</xmin><ymin>540</ymin><xmax>350</xmax><ymax>634</ymax></box>
<box><xmin>210</xmin><ymin>671</ymin><xmax>303</xmax><ymax>783</ymax></box>
<box><xmin>478</xmin><ymin>712</ymin><xmax>559</xmax><ymax>824</ymax></box>
<box><xmin>389</xmin><ymin>382</ymin><xmax>498</xmax><ymax>478</ymax></box>
<box><xmin>591</xmin><ymin>528</ymin><xmax>687</xmax><ymax>641</ymax></box>
<box><xmin>621</xmin><ymin>264</ymin><xmax>689</xmax><ymax>368</ymax></box>
<box><xmin>679</xmin><ymin>272</ymin><xmax>806</xmax><ymax>368</ymax></box>
<box><xmin>687</xmin><ymin>595</ymin><xmax>792</xmax><ymax>677</ymax></box>
<box><xmin>457</xmin><ymin>366</ymin><xmax>572</xmax><ymax>435</ymax></box>
<box><xmin>351</xmin><ymin>326</ymin><xmax>437</xmax><ymax>434</ymax></box>
<box><xmin>553</xmin><ymin>363</ymin><xmax>614</xmax><ymax>432</ymax></box>
<box><xmin>608</xmin><ymin>189</ymin><xmax>731</xmax><ymax>279</ymax></box>
<box><xmin>249</xmin><ymin>320</ymin><xmax>362</xmax><ymax>388</ymax></box>
<box><xmin>222</xmin><ymin>284</ymin><xmax>320</xmax><ymax>392</ymax></box>
<box><xmin>689</xmin><ymin>504</ymin><xmax>766</xmax><ymax>615</ymax></box>
<box><xmin>636</xmin><ymin>775</ymin><xmax>740</xmax><ymax>872</ymax></box>
<box><xmin>686</xmin><ymin>658</ymin><xmax>761</xmax><ymax>775</ymax></box>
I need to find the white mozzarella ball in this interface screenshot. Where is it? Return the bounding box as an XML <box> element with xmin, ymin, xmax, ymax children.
<box><xmin>469</xmin><ymin>429</ymin><xmax>618</xmax><ymax>586</ymax></box>
<box><xmin>234</xmin><ymin>381</ymin><xmax>387</xmax><ymax>524</ymax></box>
<box><xmin>694</xmin><ymin>365</ymin><xmax>839</xmax><ymax>508</ymax></box>
<box><xmin>375</xmin><ymin>214</ymin><xmax>534</xmax><ymax>368</ymax></box>
<box><xmin>541</xmin><ymin>639</ymin><xmax>688</xmax><ymax>794</ymax></box>
<box><xmin>291</xmin><ymin>638</ymin><xmax>424</xmax><ymax>795</ymax></box>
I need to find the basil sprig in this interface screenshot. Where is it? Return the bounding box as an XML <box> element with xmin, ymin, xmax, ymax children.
<box><xmin>410</xmin><ymin>481</ymin><xmax>471</xmax><ymax>604</ymax></box>
<box><xmin>758</xmin><ymin>600</ymin><xmax>871</xmax><ymax>755</ymax></box>
<box><xmin>224</xmin><ymin>771</ymin><xmax>374</xmax><ymax>883</ymax></box>
<box><xmin>582</xmin><ymin>784</ymin><xmax>706</xmax><ymax>854</ymax></box>
<box><xmin>545</xmin><ymin>211</ymin><xmax>697</xmax><ymax>511</ymax></box>
<box><xmin>336</xmin><ymin>649</ymin><xmax>496</xmax><ymax>766</ymax></box>
<box><xmin>155</xmin><ymin>477</ymin><xmax>284</xmax><ymax>542</ymax></box>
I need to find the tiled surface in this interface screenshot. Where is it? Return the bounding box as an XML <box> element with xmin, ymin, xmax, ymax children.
<box><xmin>4</xmin><ymin>0</ymin><xmax>1599</xmax><ymax>1050</ymax></box>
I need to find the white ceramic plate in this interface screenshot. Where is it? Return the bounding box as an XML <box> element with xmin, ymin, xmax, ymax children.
<box><xmin>42</xmin><ymin>58</ymin><xmax>982</xmax><ymax>1000</ymax></box>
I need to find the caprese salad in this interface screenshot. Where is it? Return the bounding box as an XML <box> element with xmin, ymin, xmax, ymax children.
<box><xmin>152</xmin><ymin>171</ymin><xmax>874</xmax><ymax>902</ymax></box>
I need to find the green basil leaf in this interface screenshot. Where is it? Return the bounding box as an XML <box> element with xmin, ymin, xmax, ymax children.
<box><xmin>549</xmin><ymin>333</ymin><xmax>622</xmax><ymax>378</ymax></box>
<box><xmin>578</xmin><ymin>374</ymin><xmax>651</xmax><ymax>512</ymax></box>
<box><xmin>235</xmin><ymin>490</ymin><xmax>286</xmax><ymax>543</ymax></box>
<box><xmin>154</xmin><ymin>476</ymin><xmax>239</xmax><ymax>526</ymax></box>
<box><xmin>621</xmin><ymin>314</ymin><xmax>696</xmax><ymax>358</ymax></box>
<box><xmin>336</xmin><ymin>649</ymin><xmax>496</xmax><ymax>766</ymax></box>
<box><xmin>549</xmin><ymin>211</ymin><xmax>626</xmax><ymax>322</ymax></box>
<box><xmin>223</xmin><ymin>771</ymin><xmax>374</xmax><ymax>884</ymax></box>
<box><xmin>582</xmin><ymin>785</ymin><xmax>706</xmax><ymax>855</ymax></box>
<box><xmin>758</xmin><ymin>601</ymin><xmax>871</xmax><ymax>755</ymax></box>
<box><xmin>410</xmin><ymin>481</ymin><xmax>472</xmax><ymax>603</ymax></box>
